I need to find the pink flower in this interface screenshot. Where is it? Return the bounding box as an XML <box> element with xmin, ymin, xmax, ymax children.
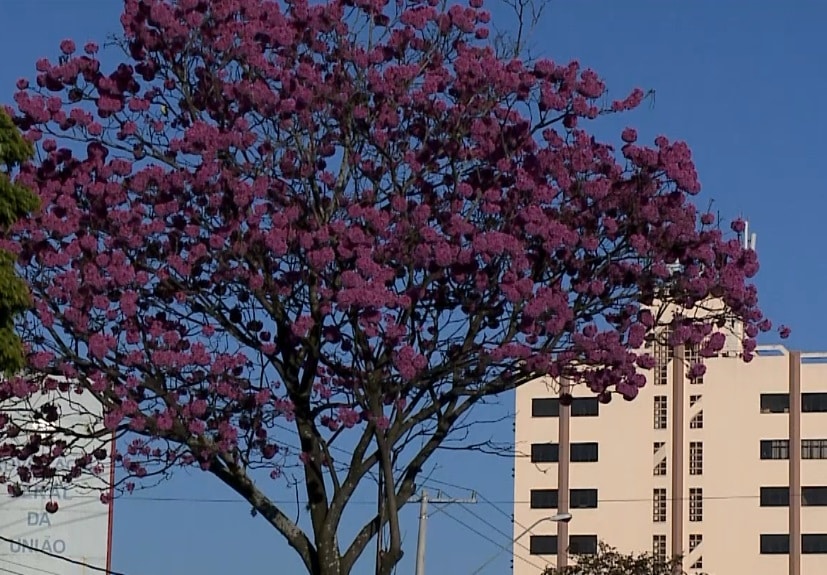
<box><xmin>636</xmin><ymin>354</ymin><xmax>656</xmax><ymax>370</ymax></box>
<box><xmin>156</xmin><ymin>410</ymin><xmax>174</xmax><ymax>431</ymax></box>
<box><xmin>708</xmin><ymin>331</ymin><xmax>726</xmax><ymax>350</ymax></box>
<box><xmin>291</xmin><ymin>315</ymin><xmax>314</xmax><ymax>338</ymax></box>
<box><xmin>688</xmin><ymin>363</ymin><xmax>707</xmax><ymax>379</ymax></box>
<box><xmin>59</xmin><ymin>39</ymin><xmax>76</xmax><ymax>55</ymax></box>
<box><xmin>88</xmin><ymin>333</ymin><xmax>110</xmax><ymax>359</ymax></box>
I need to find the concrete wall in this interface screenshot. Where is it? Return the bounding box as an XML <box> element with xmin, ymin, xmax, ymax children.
<box><xmin>513</xmin><ymin>346</ymin><xmax>827</xmax><ymax>575</ymax></box>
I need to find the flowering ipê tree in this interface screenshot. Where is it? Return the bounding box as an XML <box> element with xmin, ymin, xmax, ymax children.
<box><xmin>0</xmin><ymin>0</ymin><xmax>786</xmax><ymax>573</ymax></box>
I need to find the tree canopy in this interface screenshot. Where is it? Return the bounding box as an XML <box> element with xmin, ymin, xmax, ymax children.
<box><xmin>545</xmin><ymin>542</ymin><xmax>701</xmax><ymax>575</ymax></box>
<box><xmin>0</xmin><ymin>108</ymin><xmax>39</xmax><ymax>375</ymax></box>
<box><xmin>0</xmin><ymin>1</ymin><xmax>785</xmax><ymax>574</ymax></box>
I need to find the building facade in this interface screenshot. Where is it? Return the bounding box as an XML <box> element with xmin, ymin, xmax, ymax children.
<box><xmin>513</xmin><ymin>343</ymin><xmax>827</xmax><ymax>575</ymax></box>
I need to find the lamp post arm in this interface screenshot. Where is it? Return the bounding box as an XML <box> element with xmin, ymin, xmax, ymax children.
<box><xmin>468</xmin><ymin>517</ymin><xmax>553</xmax><ymax>575</ymax></box>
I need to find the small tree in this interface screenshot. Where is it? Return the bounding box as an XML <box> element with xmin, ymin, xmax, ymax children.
<box><xmin>2</xmin><ymin>1</ymin><xmax>784</xmax><ymax>574</ymax></box>
<box><xmin>545</xmin><ymin>542</ymin><xmax>697</xmax><ymax>575</ymax></box>
<box><xmin>0</xmin><ymin>109</ymin><xmax>39</xmax><ymax>375</ymax></box>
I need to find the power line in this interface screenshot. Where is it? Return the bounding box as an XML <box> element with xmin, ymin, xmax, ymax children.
<box><xmin>0</xmin><ymin>565</ymin><xmax>28</xmax><ymax>575</ymax></box>
<box><xmin>400</xmin><ymin>476</ymin><xmax>772</xmax><ymax>504</ymax></box>
<box><xmin>1</xmin><ymin>557</ymin><xmax>63</xmax><ymax>575</ymax></box>
<box><xmin>426</xmin><ymin>477</ymin><xmax>539</xmax><ymax>548</ymax></box>
<box><xmin>243</xmin><ymin>430</ymin><xmax>545</xmax><ymax>570</ymax></box>
<box><xmin>456</xmin><ymin>503</ymin><xmax>534</xmax><ymax>557</ymax></box>
<box><xmin>0</xmin><ymin>536</ymin><xmax>125</xmax><ymax>575</ymax></box>
<box><xmin>14</xmin><ymin>418</ymin><xmax>762</xmax><ymax>507</ymax></box>
<box><xmin>413</xmin><ymin>490</ymin><xmax>477</xmax><ymax>575</ymax></box>
<box><xmin>436</xmin><ymin>506</ymin><xmax>549</xmax><ymax>573</ymax></box>
<box><xmin>423</xmin><ymin>477</ymin><xmax>554</xmax><ymax>572</ymax></box>
<box><xmin>1</xmin><ymin>424</ymin><xmax>776</xmax><ymax>575</ymax></box>
<box><xmin>0</xmin><ymin>491</ymin><xmax>771</xmax><ymax>505</ymax></box>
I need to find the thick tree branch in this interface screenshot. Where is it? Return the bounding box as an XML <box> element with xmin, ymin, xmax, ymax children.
<box><xmin>209</xmin><ymin>458</ymin><xmax>318</xmax><ymax>573</ymax></box>
<box><xmin>342</xmin><ymin>395</ymin><xmax>478</xmax><ymax>572</ymax></box>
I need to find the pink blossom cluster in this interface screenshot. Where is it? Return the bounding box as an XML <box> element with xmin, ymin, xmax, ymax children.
<box><xmin>0</xmin><ymin>0</ymin><xmax>786</xmax><ymax>498</ymax></box>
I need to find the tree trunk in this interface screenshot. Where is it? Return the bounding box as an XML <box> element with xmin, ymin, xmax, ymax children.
<box><xmin>315</xmin><ymin>532</ymin><xmax>344</xmax><ymax>575</ymax></box>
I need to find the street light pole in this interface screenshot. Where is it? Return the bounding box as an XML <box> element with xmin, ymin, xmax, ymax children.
<box><xmin>412</xmin><ymin>490</ymin><xmax>478</xmax><ymax>575</ymax></box>
<box><xmin>414</xmin><ymin>490</ymin><xmax>428</xmax><ymax>575</ymax></box>
<box><xmin>468</xmin><ymin>513</ymin><xmax>572</xmax><ymax>575</ymax></box>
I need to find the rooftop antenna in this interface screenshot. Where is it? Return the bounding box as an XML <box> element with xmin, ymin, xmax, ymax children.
<box><xmin>742</xmin><ymin>219</ymin><xmax>757</xmax><ymax>251</ymax></box>
<box><xmin>743</xmin><ymin>219</ymin><xmax>749</xmax><ymax>250</ymax></box>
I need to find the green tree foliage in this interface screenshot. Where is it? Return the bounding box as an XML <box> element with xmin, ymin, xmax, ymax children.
<box><xmin>0</xmin><ymin>109</ymin><xmax>39</xmax><ymax>375</ymax></box>
<box><xmin>544</xmin><ymin>542</ymin><xmax>701</xmax><ymax>575</ymax></box>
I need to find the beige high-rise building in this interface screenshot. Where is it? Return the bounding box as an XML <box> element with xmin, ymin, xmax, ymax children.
<box><xmin>513</xmin><ymin>338</ymin><xmax>827</xmax><ymax>575</ymax></box>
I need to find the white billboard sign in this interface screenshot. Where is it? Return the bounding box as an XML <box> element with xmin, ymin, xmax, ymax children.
<box><xmin>0</xmin><ymin>377</ymin><xmax>114</xmax><ymax>575</ymax></box>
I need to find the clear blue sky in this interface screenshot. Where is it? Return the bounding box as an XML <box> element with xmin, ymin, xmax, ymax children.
<box><xmin>0</xmin><ymin>1</ymin><xmax>824</xmax><ymax>574</ymax></box>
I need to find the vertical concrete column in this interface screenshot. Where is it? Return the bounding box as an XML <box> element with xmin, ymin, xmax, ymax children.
<box><xmin>789</xmin><ymin>351</ymin><xmax>801</xmax><ymax>575</ymax></box>
<box><xmin>671</xmin><ymin>345</ymin><xmax>685</xmax><ymax>574</ymax></box>
<box><xmin>557</xmin><ymin>379</ymin><xmax>571</xmax><ymax>568</ymax></box>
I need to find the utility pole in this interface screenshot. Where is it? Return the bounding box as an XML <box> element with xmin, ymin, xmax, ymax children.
<box><xmin>413</xmin><ymin>489</ymin><xmax>477</xmax><ymax>575</ymax></box>
<box><xmin>375</xmin><ymin>472</ymin><xmax>384</xmax><ymax>575</ymax></box>
<box><xmin>414</xmin><ymin>490</ymin><xmax>428</xmax><ymax>575</ymax></box>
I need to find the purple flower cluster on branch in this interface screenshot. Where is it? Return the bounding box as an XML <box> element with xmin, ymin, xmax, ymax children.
<box><xmin>0</xmin><ymin>0</ymin><xmax>786</xmax><ymax>573</ymax></box>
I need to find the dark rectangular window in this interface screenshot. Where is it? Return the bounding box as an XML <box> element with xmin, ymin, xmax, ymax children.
<box><xmin>761</xmin><ymin>439</ymin><xmax>790</xmax><ymax>460</ymax></box>
<box><xmin>654</xmin><ymin>331</ymin><xmax>671</xmax><ymax>386</ymax></box>
<box><xmin>653</xmin><ymin>535</ymin><xmax>667</xmax><ymax>562</ymax></box>
<box><xmin>654</xmin><ymin>395</ymin><xmax>667</xmax><ymax>429</ymax></box>
<box><xmin>570</xmin><ymin>397</ymin><xmax>599</xmax><ymax>416</ymax></box>
<box><xmin>689</xmin><ymin>441</ymin><xmax>703</xmax><ymax>475</ymax></box>
<box><xmin>685</xmin><ymin>346</ymin><xmax>704</xmax><ymax>384</ymax></box>
<box><xmin>689</xmin><ymin>394</ymin><xmax>703</xmax><ymax>429</ymax></box>
<box><xmin>530</xmin><ymin>489</ymin><xmax>558</xmax><ymax>509</ymax></box>
<box><xmin>532</xmin><ymin>398</ymin><xmax>559</xmax><ymax>417</ymax></box>
<box><xmin>760</xmin><ymin>534</ymin><xmax>789</xmax><ymax>554</ymax></box>
<box><xmin>529</xmin><ymin>535</ymin><xmax>557</xmax><ymax>555</ymax></box>
<box><xmin>688</xmin><ymin>534</ymin><xmax>703</xmax><ymax>570</ymax></box>
<box><xmin>532</xmin><ymin>397</ymin><xmax>600</xmax><ymax>417</ymax></box>
<box><xmin>689</xmin><ymin>488</ymin><xmax>703</xmax><ymax>522</ymax></box>
<box><xmin>761</xmin><ymin>393</ymin><xmax>790</xmax><ymax>414</ymax></box>
<box><xmin>654</xmin><ymin>441</ymin><xmax>667</xmax><ymax>476</ymax></box>
<box><xmin>570</xmin><ymin>489</ymin><xmax>598</xmax><ymax>509</ymax></box>
<box><xmin>531</xmin><ymin>443</ymin><xmax>559</xmax><ymax>463</ymax></box>
<box><xmin>759</xmin><ymin>487</ymin><xmax>827</xmax><ymax>507</ymax></box>
<box><xmin>802</xmin><ymin>439</ymin><xmax>827</xmax><ymax>459</ymax></box>
<box><xmin>760</xmin><ymin>487</ymin><xmax>789</xmax><ymax>507</ymax></box>
<box><xmin>531</xmin><ymin>443</ymin><xmax>598</xmax><ymax>463</ymax></box>
<box><xmin>760</xmin><ymin>534</ymin><xmax>827</xmax><ymax>554</ymax></box>
<box><xmin>803</xmin><ymin>393</ymin><xmax>827</xmax><ymax>413</ymax></box>
<box><xmin>529</xmin><ymin>489</ymin><xmax>597</xmax><ymax>509</ymax></box>
<box><xmin>689</xmin><ymin>533</ymin><xmax>702</xmax><ymax>552</ymax></box>
<box><xmin>571</xmin><ymin>442</ymin><xmax>599</xmax><ymax>462</ymax></box>
<box><xmin>653</xmin><ymin>488</ymin><xmax>667</xmax><ymax>522</ymax></box>
<box><xmin>802</xmin><ymin>534</ymin><xmax>827</xmax><ymax>554</ymax></box>
<box><xmin>803</xmin><ymin>487</ymin><xmax>827</xmax><ymax>506</ymax></box>
<box><xmin>568</xmin><ymin>535</ymin><xmax>598</xmax><ymax>555</ymax></box>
